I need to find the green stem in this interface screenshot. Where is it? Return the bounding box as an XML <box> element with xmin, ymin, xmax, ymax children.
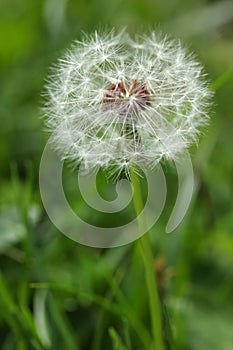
<box><xmin>130</xmin><ymin>169</ymin><xmax>164</xmax><ymax>350</ymax></box>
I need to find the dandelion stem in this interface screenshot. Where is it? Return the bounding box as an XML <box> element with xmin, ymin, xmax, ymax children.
<box><xmin>130</xmin><ymin>169</ymin><xmax>164</xmax><ymax>350</ymax></box>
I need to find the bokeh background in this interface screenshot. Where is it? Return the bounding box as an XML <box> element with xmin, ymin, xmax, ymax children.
<box><xmin>0</xmin><ymin>0</ymin><xmax>233</xmax><ymax>349</ymax></box>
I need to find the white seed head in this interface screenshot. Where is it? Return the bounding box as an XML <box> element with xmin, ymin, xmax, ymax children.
<box><xmin>43</xmin><ymin>29</ymin><xmax>212</xmax><ymax>179</ymax></box>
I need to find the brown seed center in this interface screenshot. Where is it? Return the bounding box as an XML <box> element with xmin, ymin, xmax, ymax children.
<box><xmin>103</xmin><ymin>80</ymin><xmax>151</xmax><ymax>113</ymax></box>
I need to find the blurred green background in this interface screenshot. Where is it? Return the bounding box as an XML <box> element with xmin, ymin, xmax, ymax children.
<box><xmin>0</xmin><ymin>0</ymin><xmax>233</xmax><ymax>349</ymax></box>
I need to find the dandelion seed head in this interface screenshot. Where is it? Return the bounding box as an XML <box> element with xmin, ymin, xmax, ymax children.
<box><xmin>43</xmin><ymin>29</ymin><xmax>212</xmax><ymax>179</ymax></box>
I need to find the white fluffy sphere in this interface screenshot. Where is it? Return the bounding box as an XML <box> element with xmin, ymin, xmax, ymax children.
<box><xmin>44</xmin><ymin>30</ymin><xmax>212</xmax><ymax>179</ymax></box>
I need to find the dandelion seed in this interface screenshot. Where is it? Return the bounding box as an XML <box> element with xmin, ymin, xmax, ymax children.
<box><xmin>43</xmin><ymin>29</ymin><xmax>212</xmax><ymax>180</ymax></box>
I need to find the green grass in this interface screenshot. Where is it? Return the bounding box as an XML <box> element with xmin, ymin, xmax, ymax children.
<box><xmin>0</xmin><ymin>0</ymin><xmax>233</xmax><ymax>349</ymax></box>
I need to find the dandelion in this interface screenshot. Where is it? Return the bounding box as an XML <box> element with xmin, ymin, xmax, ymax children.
<box><xmin>42</xmin><ymin>29</ymin><xmax>213</xmax><ymax>350</ymax></box>
<box><xmin>44</xmin><ymin>29</ymin><xmax>212</xmax><ymax>179</ymax></box>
